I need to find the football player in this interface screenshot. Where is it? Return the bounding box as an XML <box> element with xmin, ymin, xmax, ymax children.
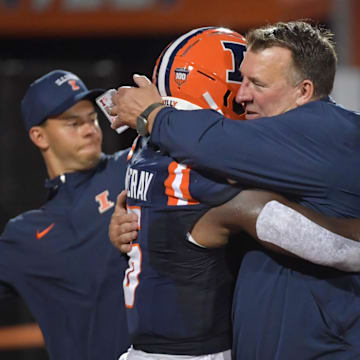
<box><xmin>120</xmin><ymin>27</ymin><xmax>246</xmax><ymax>360</ymax></box>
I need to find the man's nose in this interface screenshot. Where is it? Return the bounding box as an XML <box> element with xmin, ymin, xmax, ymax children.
<box><xmin>236</xmin><ymin>78</ymin><xmax>252</xmax><ymax>103</ymax></box>
<box><xmin>82</xmin><ymin>119</ymin><xmax>99</xmax><ymax>135</ymax></box>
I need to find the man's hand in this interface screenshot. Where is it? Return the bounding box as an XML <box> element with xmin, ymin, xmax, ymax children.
<box><xmin>109</xmin><ymin>74</ymin><xmax>163</xmax><ymax>132</ymax></box>
<box><xmin>109</xmin><ymin>190</ymin><xmax>139</xmax><ymax>253</ymax></box>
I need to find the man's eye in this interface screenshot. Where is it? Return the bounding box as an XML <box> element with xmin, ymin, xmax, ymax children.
<box><xmin>253</xmin><ymin>81</ymin><xmax>265</xmax><ymax>88</ymax></box>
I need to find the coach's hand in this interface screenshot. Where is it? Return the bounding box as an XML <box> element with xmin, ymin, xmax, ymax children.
<box><xmin>108</xmin><ymin>74</ymin><xmax>163</xmax><ymax>133</ymax></box>
<box><xmin>109</xmin><ymin>190</ymin><xmax>138</xmax><ymax>253</ymax></box>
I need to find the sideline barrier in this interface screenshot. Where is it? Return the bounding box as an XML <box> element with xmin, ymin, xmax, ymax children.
<box><xmin>0</xmin><ymin>323</ymin><xmax>44</xmax><ymax>350</ymax></box>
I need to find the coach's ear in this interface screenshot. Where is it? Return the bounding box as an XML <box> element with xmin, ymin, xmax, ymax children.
<box><xmin>295</xmin><ymin>79</ymin><xmax>314</xmax><ymax>106</ymax></box>
<box><xmin>29</xmin><ymin>126</ymin><xmax>49</xmax><ymax>151</ymax></box>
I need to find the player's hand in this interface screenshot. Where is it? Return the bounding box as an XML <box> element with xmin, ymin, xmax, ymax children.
<box><xmin>109</xmin><ymin>190</ymin><xmax>138</xmax><ymax>253</ymax></box>
<box><xmin>108</xmin><ymin>74</ymin><xmax>163</xmax><ymax>130</ymax></box>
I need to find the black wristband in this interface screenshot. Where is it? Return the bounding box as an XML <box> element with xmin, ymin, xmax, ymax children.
<box><xmin>136</xmin><ymin>102</ymin><xmax>163</xmax><ymax>136</ymax></box>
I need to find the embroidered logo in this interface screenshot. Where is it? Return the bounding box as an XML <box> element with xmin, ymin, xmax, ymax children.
<box><xmin>95</xmin><ymin>190</ymin><xmax>114</xmax><ymax>213</ymax></box>
<box><xmin>36</xmin><ymin>223</ymin><xmax>55</xmax><ymax>240</ymax></box>
<box><xmin>68</xmin><ymin>79</ymin><xmax>80</xmax><ymax>91</ymax></box>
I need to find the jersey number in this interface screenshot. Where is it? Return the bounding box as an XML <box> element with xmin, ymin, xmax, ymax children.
<box><xmin>123</xmin><ymin>243</ymin><xmax>142</xmax><ymax>308</ymax></box>
<box><xmin>123</xmin><ymin>206</ymin><xmax>142</xmax><ymax>308</ymax></box>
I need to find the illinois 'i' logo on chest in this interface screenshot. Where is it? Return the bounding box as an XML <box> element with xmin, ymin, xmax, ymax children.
<box><xmin>95</xmin><ymin>190</ymin><xmax>114</xmax><ymax>213</ymax></box>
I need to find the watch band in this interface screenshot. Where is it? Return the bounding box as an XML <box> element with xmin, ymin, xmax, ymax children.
<box><xmin>140</xmin><ymin>102</ymin><xmax>164</xmax><ymax>119</ymax></box>
<box><xmin>136</xmin><ymin>102</ymin><xmax>164</xmax><ymax>136</ymax></box>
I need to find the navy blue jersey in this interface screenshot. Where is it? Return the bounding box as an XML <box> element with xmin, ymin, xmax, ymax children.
<box><xmin>0</xmin><ymin>150</ymin><xmax>131</xmax><ymax>360</ymax></box>
<box><xmin>150</xmin><ymin>99</ymin><xmax>360</xmax><ymax>359</ymax></box>
<box><xmin>124</xmin><ymin>136</ymin><xmax>241</xmax><ymax>355</ymax></box>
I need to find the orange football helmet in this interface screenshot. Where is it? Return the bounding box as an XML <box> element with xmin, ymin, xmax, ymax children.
<box><xmin>152</xmin><ymin>27</ymin><xmax>247</xmax><ymax>120</ymax></box>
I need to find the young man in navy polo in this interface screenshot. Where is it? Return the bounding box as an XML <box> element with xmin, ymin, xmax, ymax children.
<box><xmin>0</xmin><ymin>70</ymin><xmax>131</xmax><ymax>359</ymax></box>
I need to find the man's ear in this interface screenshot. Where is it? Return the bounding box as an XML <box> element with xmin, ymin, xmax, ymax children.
<box><xmin>296</xmin><ymin>79</ymin><xmax>314</xmax><ymax>106</ymax></box>
<box><xmin>29</xmin><ymin>126</ymin><xmax>49</xmax><ymax>150</ymax></box>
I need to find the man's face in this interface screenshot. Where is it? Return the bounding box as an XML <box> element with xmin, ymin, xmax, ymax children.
<box><xmin>236</xmin><ymin>46</ymin><xmax>302</xmax><ymax>120</ymax></box>
<box><xmin>42</xmin><ymin>100</ymin><xmax>103</xmax><ymax>175</ymax></box>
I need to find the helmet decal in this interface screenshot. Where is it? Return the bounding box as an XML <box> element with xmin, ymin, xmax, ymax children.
<box><xmin>174</xmin><ymin>67</ymin><xmax>190</xmax><ymax>87</ymax></box>
<box><xmin>221</xmin><ymin>41</ymin><xmax>244</xmax><ymax>83</ymax></box>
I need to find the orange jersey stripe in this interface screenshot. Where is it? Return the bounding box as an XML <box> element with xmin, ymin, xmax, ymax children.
<box><xmin>164</xmin><ymin>161</ymin><xmax>178</xmax><ymax>205</ymax></box>
<box><xmin>180</xmin><ymin>166</ymin><xmax>199</xmax><ymax>205</ymax></box>
<box><xmin>164</xmin><ymin>161</ymin><xmax>199</xmax><ymax>206</ymax></box>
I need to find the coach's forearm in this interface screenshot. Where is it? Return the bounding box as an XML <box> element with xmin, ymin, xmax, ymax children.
<box><xmin>256</xmin><ymin>201</ymin><xmax>360</xmax><ymax>272</ymax></box>
<box><xmin>149</xmin><ymin>107</ymin><xmax>330</xmax><ymax>197</ymax></box>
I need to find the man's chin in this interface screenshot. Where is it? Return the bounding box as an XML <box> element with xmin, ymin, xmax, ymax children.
<box><xmin>79</xmin><ymin>151</ymin><xmax>102</xmax><ymax>170</ymax></box>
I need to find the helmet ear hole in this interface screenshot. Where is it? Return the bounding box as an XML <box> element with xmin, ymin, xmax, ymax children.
<box><xmin>224</xmin><ymin>90</ymin><xmax>245</xmax><ymax>116</ymax></box>
<box><xmin>233</xmin><ymin>98</ymin><xmax>244</xmax><ymax>115</ymax></box>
